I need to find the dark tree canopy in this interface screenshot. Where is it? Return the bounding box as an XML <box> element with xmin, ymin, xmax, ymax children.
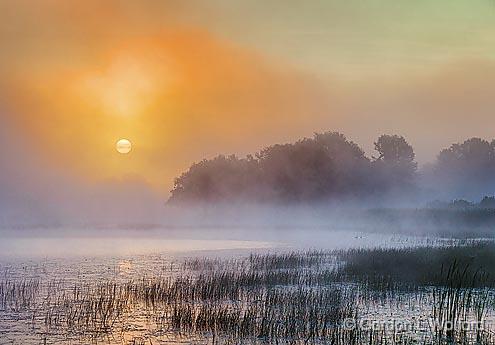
<box><xmin>372</xmin><ymin>135</ymin><xmax>417</xmax><ymax>190</ymax></box>
<box><xmin>432</xmin><ymin>138</ymin><xmax>495</xmax><ymax>199</ymax></box>
<box><xmin>255</xmin><ymin>140</ymin><xmax>336</xmax><ymax>201</ymax></box>
<box><xmin>171</xmin><ymin>155</ymin><xmax>261</xmax><ymax>203</ymax></box>
<box><xmin>169</xmin><ymin>133</ymin><xmax>495</xmax><ymax>204</ymax></box>
<box><xmin>374</xmin><ymin>135</ymin><xmax>416</xmax><ymax>168</ymax></box>
<box><xmin>437</xmin><ymin>138</ymin><xmax>495</xmax><ymax>172</ymax></box>
<box><xmin>479</xmin><ymin>196</ymin><xmax>495</xmax><ymax>209</ymax></box>
<box><xmin>313</xmin><ymin>132</ymin><xmax>372</xmax><ymax>196</ymax></box>
<box><xmin>169</xmin><ymin>132</ymin><xmax>416</xmax><ymax>204</ymax></box>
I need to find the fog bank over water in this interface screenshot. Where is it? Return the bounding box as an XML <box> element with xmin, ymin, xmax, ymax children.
<box><xmin>2</xmin><ymin>112</ymin><xmax>495</xmax><ymax>231</ymax></box>
<box><xmin>2</xmin><ymin>202</ymin><xmax>494</xmax><ymax>247</ymax></box>
<box><xmin>0</xmin><ymin>223</ymin><xmax>444</xmax><ymax>260</ymax></box>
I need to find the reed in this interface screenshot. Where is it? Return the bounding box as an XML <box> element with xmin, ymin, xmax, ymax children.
<box><xmin>2</xmin><ymin>243</ymin><xmax>495</xmax><ymax>344</ymax></box>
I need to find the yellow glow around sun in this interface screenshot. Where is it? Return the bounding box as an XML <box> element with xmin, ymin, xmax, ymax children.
<box><xmin>81</xmin><ymin>56</ymin><xmax>160</xmax><ymax>118</ymax></box>
<box><xmin>116</xmin><ymin>139</ymin><xmax>132</xmax><ymax>154</ymax></box>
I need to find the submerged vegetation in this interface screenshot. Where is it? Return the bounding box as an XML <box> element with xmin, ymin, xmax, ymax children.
<box><xmin>2</xmin><ymin>243</ymin><xmax>495</xmax><ymax>344</ymax></box>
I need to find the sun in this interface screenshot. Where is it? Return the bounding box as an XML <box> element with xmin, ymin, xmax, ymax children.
<box><xmin>116</xmin><ymin>139</ymin><xmax>132</xmax><ymax>154</ymax></box>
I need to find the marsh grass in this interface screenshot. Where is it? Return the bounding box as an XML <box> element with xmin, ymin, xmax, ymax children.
<box><xmin>338</xmin><ymin>242</ymin><xmax>495</xmax><ymax>288</ymax></box>
<box><xmin>3</xmin><ymin>243</ymin><xmax>495</xmax><ymax>344</ymax></box>
<box><xmin>0</xmin><ymin>279</ymin><xmax>40</xmax><ymax>311</ymax></box>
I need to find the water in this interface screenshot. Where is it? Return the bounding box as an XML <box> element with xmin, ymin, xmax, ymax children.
<box><xmin>0</xmin><ymin>227</ymin><xmax>448</xmax><ymax>260</ymax></box>
<box><xmin>0</xmin><ymin>237</ymin><xmax>276</xmax><ymax>260</ymax></box>
<box><xmin>0</xmin><ymin>238</ymin><xmax>266</xmax><ymax>344</ymax></box>
<box><xmin>0</xmin><ymin>229</ymin><xmax>490</xmax><ymax>344</ymax></box>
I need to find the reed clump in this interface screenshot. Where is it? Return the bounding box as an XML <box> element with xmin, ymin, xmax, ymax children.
<box><xmin>2</xmin><ymin>243</ymin><xmax>495</xmax><ymax>344</ymax></box>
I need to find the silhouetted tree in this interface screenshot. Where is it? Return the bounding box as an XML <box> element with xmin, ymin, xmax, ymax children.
<box><xmin>168</xmin><ymin>131</ymin><xmax>419</xmax><ymax>203</ymax></box>
<box><xmin>433</xmin><ymin>138</ymin><xmax>495</xmax><ymax>199</ymax></box>
<box><xmin>313</xmin><ymin>132</ymin><xmax>372</xmax><ymax>196</ymax></box>
<box><xmin>169</xmin><ymin>155</ymin><xmax>261</xmax><ymax>203</ymax></box>
<box><xmin>437</xmin><ymin>138</ymin><xmax>494</xmax><ymax>174</ymax></box>
<box><xmin>372</xmin><ymin>134</ymin><xmax>417</xmax><ymax>191</ymax></box>
<box><xmin>479</xmin><ymin>196</ymin><xmax>495</xmax><ymax>209</ymax></box>
<box><xmin>256</xmin><ymin>139</ymin><xmax>334</xmax><ymax>201</ymax></box>
<box><xmin>374</xmin><ymin>135</ymin><xmax>416</xmax><ymax>170</ymax></box>
<box><xmin>254</xmin><ymin>132</ymin><xmax>371</xmax><ymax>201</ymax></box>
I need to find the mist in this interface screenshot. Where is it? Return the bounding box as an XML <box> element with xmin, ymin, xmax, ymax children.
<box><xmin>0</xmin><ymin>112</ymin><xmax>165</xmax><ymax>228</ymax></box>
<box><xmin>2</xmin><ymin>112</ymin><xmax>495</xmax><ymax>241</ymax></box>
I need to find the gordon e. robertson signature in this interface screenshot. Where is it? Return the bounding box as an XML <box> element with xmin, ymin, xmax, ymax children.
<box><xmin>338</xmin><ymin>318</ymin><xmax>486</xmax><ymax>332</ymax></box>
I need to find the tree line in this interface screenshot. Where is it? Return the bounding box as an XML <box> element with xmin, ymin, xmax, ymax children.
<box><xmin>168</xmin><ymin>132</ymin><xmax>495</xmax><ymax>204</ymax></box>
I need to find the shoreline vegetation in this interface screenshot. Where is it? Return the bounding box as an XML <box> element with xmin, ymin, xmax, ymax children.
<box><xmin>2</xmin><ymin>243</ymin><xmax>495</xmax><ymax>344</ymax></box>
<box><xmin>168</xmin><ymin>132</ymin><xmax>495</xmax><ymax>206</ymax></box>
<box><xmin>2</xmin><ymin>204</ymin><xmax>495</xmax><ymax>238</ymax></box>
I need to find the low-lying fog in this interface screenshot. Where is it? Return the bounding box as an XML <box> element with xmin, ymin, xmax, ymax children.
<box><xmin>1</xmin><ymin>202</ymin><xmax>487</xmax><ymax>260</ymax></box>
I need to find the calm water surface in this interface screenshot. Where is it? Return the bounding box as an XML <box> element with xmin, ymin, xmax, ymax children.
<box><xmin>0</xmin><ymin>229</ymin><xmax>481</xmax><ymax>345</ymax></box>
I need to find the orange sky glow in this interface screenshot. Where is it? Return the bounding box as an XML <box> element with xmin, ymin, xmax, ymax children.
<box><xmin>2</xmin><ymin>0</ymin><xmax>495</xmax><ymax>197</ymax></box>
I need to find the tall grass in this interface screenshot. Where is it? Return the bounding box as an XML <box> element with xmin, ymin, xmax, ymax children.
<box><xmin>2</xmin><ymin>243</ymin><xmax>495</xmax><ymax>344</ymax></box>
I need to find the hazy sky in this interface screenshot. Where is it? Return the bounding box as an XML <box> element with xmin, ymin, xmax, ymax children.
<box><xmin>1</xmin><ymin>0</ymin><xmax>495</xmax><ymax>221</ymax></box>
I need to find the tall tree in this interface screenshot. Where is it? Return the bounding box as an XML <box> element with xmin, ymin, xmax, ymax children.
<box><xmin>433</xmin><ymin>138</ymin><xmax>495</xmax><ymax>199</ymax></box>
<box><xmin>313</xmin><ymin>132</ymin><xmax>372</xmax><ymax>196</ymax></box>
<box><xmin>256</xmin><ymin>139</ymin><xmax>335</xmax><ymax>201</ymax></box>
<box><xmin>373</xmin><ymin>134</ymin><xmax>417</xmax><ymax>190</ymax></box>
